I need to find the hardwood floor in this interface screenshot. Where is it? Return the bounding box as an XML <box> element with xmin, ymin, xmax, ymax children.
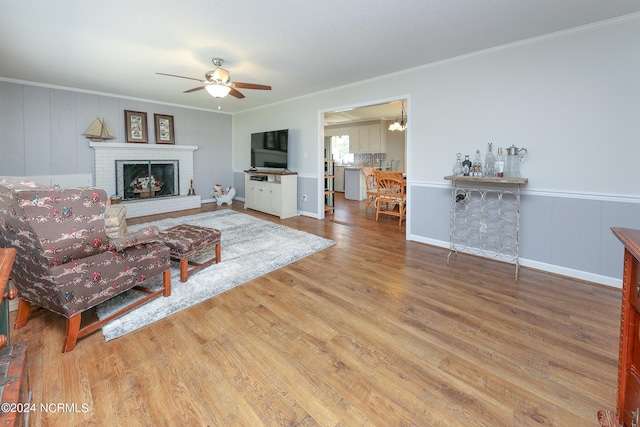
<box><xmin>11</xmin><ymin>193</ymin><xmax>621</xmax><ymax>426</ymax></box>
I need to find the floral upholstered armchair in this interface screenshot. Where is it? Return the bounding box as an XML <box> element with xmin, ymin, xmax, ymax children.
<box><xmin>0</xmin><ymin>177</ymin><xmax>171</xmax><ymax>352</ymax></box>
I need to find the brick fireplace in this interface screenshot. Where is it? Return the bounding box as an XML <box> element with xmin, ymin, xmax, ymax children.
<box><xmin>90</xmin><ymin>142</ymin><xmax>201</xmax><ymax>218</ymax></box>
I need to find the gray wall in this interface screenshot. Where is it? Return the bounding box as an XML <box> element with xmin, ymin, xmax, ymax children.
<box><xmin>3</xmin><ymin>16</ymin><xmax>638</xmax><ymax>287</ymax></box>
<box><xmin>0</xmin><ymin>81</ymin><xmax>232</xmax><ymax>200</ymax></box>
<box><xmin>232</xmin><ymin>16</ymin><xmax>640</xmax><ymax>286</ymax></box>
<box><xmin>409</xmin><ymin>184</ymin><xmax>640</xmax><ymax>286</ymax></box>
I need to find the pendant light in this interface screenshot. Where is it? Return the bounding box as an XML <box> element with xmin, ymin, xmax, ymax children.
<box><xmin>388</xmin><ymin>101</ymin><xmax>407</xmax><ymax>131</ymax></box>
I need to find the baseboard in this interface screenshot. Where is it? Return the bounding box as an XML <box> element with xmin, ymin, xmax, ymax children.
<box><xmin>297</xmin><ymin>209</ymin><xmax>320</xmax><ymax>219</ymax></box>
<box><xmin>408</xmin><ymin>234</ymin><xmax>622</xmax><ymax>289</ymax></box>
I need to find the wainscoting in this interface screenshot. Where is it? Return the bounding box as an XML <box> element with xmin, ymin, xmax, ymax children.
<box><xmin>25</xmin><ymin>174</ymin><xmax>92</xmax><ymax>188</ymax></box>
<box><xmin>409</xmin><ymin>182</ymin><xmax>640</xmax><ymax>287</ymax></box>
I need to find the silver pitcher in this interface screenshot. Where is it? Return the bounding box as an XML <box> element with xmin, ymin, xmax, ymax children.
<box><xmin>505</xmin><ymin>145</ymin><xmax>527</xmax><ymax>178</ymax></box>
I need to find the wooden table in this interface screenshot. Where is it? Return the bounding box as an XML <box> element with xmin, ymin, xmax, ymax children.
<box><xmin>598</xmin><ymin>228</ymin><xmax>640</xmax><ymax>427</ymax></box>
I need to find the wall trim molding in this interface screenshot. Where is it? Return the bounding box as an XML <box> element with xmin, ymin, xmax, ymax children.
<box><xmin>409</xmin><ymin>180</ymin><xmax>640</xmax><ymax>204</ymax></box>
<box><xmin>0</xmin><ymin>77</ymin><xmax>226</xmax><ymax>114</ymax></box>
<box><xmin>409</xmin><ymin>234</ymin><xmax>622</xmax><ymax>288</ymax></box>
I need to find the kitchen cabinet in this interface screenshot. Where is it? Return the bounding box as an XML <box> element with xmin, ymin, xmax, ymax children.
<box><xmin>345</xmin><ymin>168</ymin><xmax>365</xmax><ymax>200</ymax></box>
<box><xmin>334</xmin><ymin>166</ymin><xmax>345</xmax><ymax>192</ymax></box>
<box><xmin>324</xmin><ymin>126</ymin><xmax>349</xmax><ymax>137</ymax></box>
<box><xmin>365</xmin><ymin>123</ymin><xmax>383</xmax><ymax>153</ymax></box>
<box><xmin>352</xmin><ymin>123</ymin><xmax>385</xmax><ymax>153</ymax></box>
<box><xmin>325</xmin><ymin>122</ymin><xmax>386</xmax><ymax>154</ymax></box>
<box><xmin>348</xmin><ymin>128</ymin><xmax>360</xmax><ymax>153</ymax></box>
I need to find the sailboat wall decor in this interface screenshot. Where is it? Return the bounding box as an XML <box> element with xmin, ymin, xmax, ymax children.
<box><xmin>83</xmin><ymin>117</ymin><xmax>116</xmax><ymax>141</ymax></box>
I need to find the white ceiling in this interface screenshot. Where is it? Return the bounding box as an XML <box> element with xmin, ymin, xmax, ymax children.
<box><xmin>2</xmin><ymin>1</ymin><xmax>639</xmax><ymax>119</ymax></box>
<box><xmin>324</xmin><ymin>100</ymin><xmax>406</xmax><ymax>126</ymax></box>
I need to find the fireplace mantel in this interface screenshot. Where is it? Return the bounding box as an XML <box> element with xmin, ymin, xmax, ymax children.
<box><xmin>91</xmin><ymin>142</ymin><xmax>200</xmax><ymax>218</ymax></box>
<box><xmin>90</xmin><ymin>142</ymin><xmax>198</xmax><ymax>152</ymax></box>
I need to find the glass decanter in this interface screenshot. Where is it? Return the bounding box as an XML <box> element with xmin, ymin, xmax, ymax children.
<box><xmin>484</xmin><ymin>143</ymin><xmax>495</xmax><ymax>177</ymax></box>
<box><xmin>462</xmin><ymin>155</ymin><xmax>472</xmax><ymax>176</ymax></box>
<box><xmin>473</xmin><ymin>150</ymin><xmax>483</xmax><ymax>177</ymax></box>
<box><xmin>452</xmin><ymin>153</ymin><xmax>463</xmax><ymax>176</ymax></box>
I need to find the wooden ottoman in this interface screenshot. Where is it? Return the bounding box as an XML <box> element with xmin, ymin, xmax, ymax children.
<box><xmin>159</xmin><ymin>224</ymin><xmax>221</xmax><ymax>282</ymax></box>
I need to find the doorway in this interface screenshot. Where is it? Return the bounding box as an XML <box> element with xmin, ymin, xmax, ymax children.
<box><xmin>319</xmin><ymin>97</ymin><xmax>410</xmax><ymax>229</ymax></box>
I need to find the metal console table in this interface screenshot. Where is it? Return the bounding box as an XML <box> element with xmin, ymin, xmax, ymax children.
<box><xmin>444</xmin><ymin>175</ymin><xmax>528</xmax><ymax>280</ymax></box>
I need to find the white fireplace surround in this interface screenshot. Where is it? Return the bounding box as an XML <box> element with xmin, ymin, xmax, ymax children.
<box><xmin>90</xmin><ymin>142</ymin><xmax>201</xmax><ymax>218</ymax></box>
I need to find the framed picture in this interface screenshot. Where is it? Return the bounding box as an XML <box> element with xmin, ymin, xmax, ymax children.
<box><xmin>154</xmin><ymin>114</ymin><xmax>175</xmax><ymax>144</ymax></box>
<box><xmin>124</xmin><ymin>110</ymin><xmax>148</xmax><ymax>143</ymax></box>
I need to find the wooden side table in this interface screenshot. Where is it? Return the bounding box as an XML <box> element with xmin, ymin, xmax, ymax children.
<box><xmin>600</xmin><ymin>228</ymin><xmax>640</xmax><ymax>426</ymax></box>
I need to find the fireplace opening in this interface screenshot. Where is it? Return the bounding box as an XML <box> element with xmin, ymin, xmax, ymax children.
<box><xmin>116</xmin><ymin>160</ymin><xmax>179</xmax><ymax>200</ymax></box>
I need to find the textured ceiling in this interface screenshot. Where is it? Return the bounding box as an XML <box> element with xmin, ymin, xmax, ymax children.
<box><xmin>1</xmin><ymin>1</ymin><xmax>639</xmax><ymax>116</ymax></box>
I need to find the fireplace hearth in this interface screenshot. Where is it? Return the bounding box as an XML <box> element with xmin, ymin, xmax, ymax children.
<box><xmin>116</xmin><ymin>160</ymin><xmax>179</xmax><ymax>201</ymax></box>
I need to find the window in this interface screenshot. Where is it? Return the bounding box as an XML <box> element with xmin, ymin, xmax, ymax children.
<box><xmin>331</xmin><ymin>135</ymin><xmax>353</xmax><ymax>163</ymax></box>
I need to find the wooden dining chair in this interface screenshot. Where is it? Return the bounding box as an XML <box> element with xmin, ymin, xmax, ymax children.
<box><xmin>374</xmin><ymin>170</ymin><xmax>406</xmax><ymax>226</ymax></box>
<box><xmin>360</xmin><ymin>167</ymin><xmax>378</xmax><ymax>211</ymax></box>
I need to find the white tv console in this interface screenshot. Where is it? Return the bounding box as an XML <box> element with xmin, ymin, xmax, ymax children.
<box><xmin>244</xmin><ymin>170</ymin><xmax>298</xmax><ymax>219</ymax></box>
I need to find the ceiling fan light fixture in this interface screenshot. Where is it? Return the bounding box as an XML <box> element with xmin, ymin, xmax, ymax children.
<box><xmin>205</xmin><ymin>83</ymin><xmax>232</xmax><ymax>98</ymax></box>
<box><xmin>206</xmin><ymin>68</ymin><xmax>230</xmax><ymax>84</ymax></box>
<box><xmin>157</xmin><ymin>57</ymin><xmax>270</xmax><ymax>101</ymax></box>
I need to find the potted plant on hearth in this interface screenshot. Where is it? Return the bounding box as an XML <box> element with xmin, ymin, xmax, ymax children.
<box><xmin>130</xmin><ymin>173</ymin><xmax>163</xmax><ymax>198</ymax></box>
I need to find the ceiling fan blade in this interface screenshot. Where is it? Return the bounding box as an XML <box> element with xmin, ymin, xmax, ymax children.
<box><xmin>232</xmin><ymin>82</ymin><xmax>271</xmax><ymax>91</ymax></box>
<box><xmin>156</xmin><ymin>72</ymin><xmax>204</xmax><ymax>82</ymax></box>
<box><xmin>183</xmin><ymin>86</ymin><xmax>206</xmax><ymax>93</ymax></box>
<box><xmin>229</xmin><ymin>88</ymin><xmax>245</xmax><ymax>99</ymax></box>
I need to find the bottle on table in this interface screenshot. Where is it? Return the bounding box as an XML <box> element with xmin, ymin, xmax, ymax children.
<box><xmin>485</xmin><ymin>143</ymin><xmax>495</xmax><ymax>177</ymax></box>
<box><xmin>473</xmin><ymin>150</ymin><xmax>483</xmax><ymax>177</ymax></box>
<box><xmin>495</xmin><ymin>147</ymin><xmax>505</xmax><ymax>177</ymax></box>
<box><xmin>452</xmin><ymin>153</ymin><xmax>463</xmax><ymax>176</ymax></box>
<box><xmin>462</xmin><ymin>155</ymin><xmax>472</xmax><ymax>176</ymax></box>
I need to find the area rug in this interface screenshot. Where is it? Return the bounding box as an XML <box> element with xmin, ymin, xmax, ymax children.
<box><xmin>96</xmin><ymin>210</ymin><xmax>335</xmax><ymax>341</ymax></box>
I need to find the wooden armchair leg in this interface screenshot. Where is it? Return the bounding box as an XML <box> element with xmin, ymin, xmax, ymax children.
<box><xmin>163</xmin><ymin>269</ymin><xmax>171</xmax><ymax>297</ymax></box>
<box><xmin>14</xmin><ymin>299</ymin><xmax>31</xmax><ymax>329</ymax></box>
<box><xmin>63</xmin><ymin>314</ymin><xmax>81</xmax><ymax>353</ymax></box>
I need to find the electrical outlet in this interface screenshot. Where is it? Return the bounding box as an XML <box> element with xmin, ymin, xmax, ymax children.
<box><xmin>302</xmin><ymin>195</ymin><xmax>308</xmax><ymax>201</ymax></box>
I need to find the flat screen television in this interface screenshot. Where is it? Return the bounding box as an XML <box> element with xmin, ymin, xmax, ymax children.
<box><xmin>251</xmin><ymin>129</ymin><xmax>289</xmax><ymax>170</ymax></box>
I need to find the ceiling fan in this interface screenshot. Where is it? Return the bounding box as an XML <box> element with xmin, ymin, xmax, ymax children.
<box><xmin>157</xmin><ymin>57</ymin><xmax>271</xmax><ymax>99</ymax></box>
